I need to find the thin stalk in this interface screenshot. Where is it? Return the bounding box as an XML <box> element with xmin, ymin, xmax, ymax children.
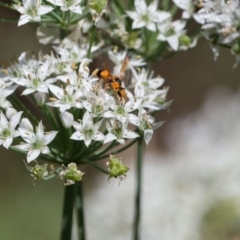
<box><xmin>84</xmin><ymin>160</ymin><xmax>109</xmax><ymax>174</ymax></box>
<box><xmin>0</xmin><ymin>2</ymin><xmax>15</xmax><ymax>10</ymax></box>
<box><xmin>87</xmin><ymin>25</ymin><xmax>96</xmax><ymax>58</ymax></box>
<box><xmin>90</xmin><ymin>138</ymin><xmax>139</xmax><ymax>161</ymax></box>
<box><xmin>133</xmin><ymin>136</ymin><xmax>144</xmax><ymax>240</ymax></box>
<box><xmin>60</xmin><ymin>184</ymin><xmax>76</xmax><ymax>240</ymax></box>
<box><xmin>76</xmin><ymin>181</ymin><xmax>86</xmax><ymax>240</ymax></box>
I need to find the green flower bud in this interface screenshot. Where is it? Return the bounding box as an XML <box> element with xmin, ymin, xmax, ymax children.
<box><xmin>179</xmin><ymin>34</ymin><xmax>191</xmax><ymax>46</ymax></box>
<box><xmin>89</xmin><ymin>0</ymin><xmax>107</xmax><ymax>14</ymax></box>
<box><xmin>232</xmin><ymin>42</ymin><xmax>240</xmax><ymax>54</ymax></box>
<box><xmin>62</xmin><ymin>163</ymin><xmax>84</xmax><ymax>186</ymax></box>
<box><xmin>107</xmin><ymin>155</ymin><xmax>129</xmax><ymax>179</ymax></box>
<box><xmin>24</xmin><ymin>160</ymin><xmax>48</xmax><ymax>184</ymax></box>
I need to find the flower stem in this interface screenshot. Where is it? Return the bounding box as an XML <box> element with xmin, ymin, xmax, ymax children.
<box><xmin>87</xmin><ymin>25</ymin><xmax>96</xmax><ymax>58</ymax></box>
<box><xmin>60</xmin><ymin>184</ymin><xmax>76</xmax><ymax>240</ymax></box>
<box><xmin>0</xmin><ymin>2</ymin><xmax>15</xmax><ymax>10</ymax></box>
<box><xmin>133</xmin><ymin>136</ymin><xmax>144</xmax><ymax>240</ymax></box>
<box><xmin>76</xmin><ymin>181</ymin><xmax>86</xmax><ymax>240</ymax></box>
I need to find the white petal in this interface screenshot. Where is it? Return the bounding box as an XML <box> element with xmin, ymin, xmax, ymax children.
<box><xmin>104</xmin><ymin>133</ymin><xmax>117</xmax><ymax>144</ymax></box>
<box><xmin>18</xmin><ymin>15</ymin><xmax>31</xmax><ymax>26</ymax></box>
<box><xmin>84</xmin><ymin>138</ymin><xmax>91</xmax><ymax>147</ymax></box>
<box><xmin>82</xmin><ymin>111</ymin><xmax>93</xmax><ymax>126</ymax></box>
<box><xmin>69</xmin><ymin>5</ymin><xmax>82</xmax><ymax>14</ymax></box>
<box><xmin>41</xmin><ymin>146</ymin><xmax>50</xmax><ymax>154</ymax></box>
<box><xmin>103</xmin><ymin>111</ymin><xmax>115</xmax><ymax>118</ymax></box>
<box><xmin>14</xmin><ymin>143</ymin><xmax>31</xmax><ymax>151</ymax></box>
<box><xmin>10</xmin><ymin>111</ymin><xmax>23</xmax><ymax>129</ymax></box>
<box><xmin>4</xmin><ymin>85</ymin><xmax>18</xmax><ymax>97</ymax></box>
<box><xmin>3</xmin><ymin>137</ymin><xmax>13</xmax><ymax>149</ymax></box>
<box><xmin>21</xmin><ymin>88</ymin><xmax>36</xmax><ymax>95</ymax></box>
<box><xmin>36</xmin><ymin>121</ymin><xmax>44</xmax><ymax>140</ymax></box>
<box><xmin>20</xmin><ymin>118</ymin><xmax>33</xmax><ymax>131</ymax></box>
<box><xmin>92</xmin><ymin>132</ymin><xmax>105</xmax><ymax>141</ymax></box>
<box><xmin>70</xmin><ymin>131</ymin><xmax>84</xmax><ymax>141</ymax></box>
<box><xmin>167</xmin><ymin>35</ymin><xmax>179</xmax><ymax>51</ymax></box>
<box><xmin>18</xmin><ymin>128</ymin><xmax>37</xmax><ymax>144</ymax></box>
<box><xmin>44</xmin><ymin>131</ymin><xmax>58</xmax><ymax>145</ymax></box>
<box><xmin>60</xmin><ymin>111</ymin><xmax>74</xmax><ymax>129</ymax></box>
<box><xmin>27</xmin><ymin>149</ymin><xmax>41</xmax><ymax>163</ymax></box>
<box><xmin>38</xmin><ymin>5</ymin><xmax>54</xmax><ymax>15</ymax></box>
<box><xmin>48</xmin><ymin>84</ymin><xmax>64</xmax><ymax>99</ymax></box>
<box><xmin>0</xmin><ymin>112</ymin><xmax>8</xmax><ymax>127</ymax></box>
<box><xmin>144</xmin><ymin>129</ymin><xmax>153</xmax><ymax>145</ymax></box>
<box><xmin>122</xmin><ymin>129</ymin><xmax>139</xmax><ymax>139</ymax></box>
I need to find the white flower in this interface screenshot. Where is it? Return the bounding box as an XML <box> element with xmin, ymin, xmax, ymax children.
<box><xmin>47</xmin><ymin>84</ymin><xmax>83</xmax><ymax>112</ymax></box>
<box><xmin>70</xmin><ymin>111</ymin><xmax>105</xmax><ymax>147</ymax></box>
<box><xmin>15</xmin><ymin>119</ymin><xmax>58</xmax><ymax>163</ymax></box>
<box><xmin>137</xmin><ymin>109</ymin><xmax>164</xmax><ymax>144</ymax></box>
<box><xmin>172</xmin><ymin>0</ymin><xmax>200</xmax><ymax>20</ymax></box>
<box><xmin>82</xmin><ymin>90</ymin><xmax>113</xmax><ymax>117</ymax></box>
<box><xmin>104</xmin><ymin>120</ymin><xmax>139</xmax><ymax>145</ymax></box>
<box><xmin>126</xmin><ymin>0</ymin><xmax>170</xmax><ymax>32</ymax></box>
<box><xmin>157</xmin><ymin>20</ymin><xmax>186</xmax><ymax>51</ymax></box>
<box><xmin>47</xmin><ymin>0</ymin><xmax>82</xmax><ymax>14</ymax></box>
<box><xmin>103</xmin><ymin>101</ymin><xmax>139</xmax><ymax>125</ymax></box>
<box><xmin>0</xmin><ymin>111</ymin><xmax>23</xmax><ymax>149</ymax></box>
<box><xmin>13</xmin><ymin>0</ymin><xmax>53</xmax><ymax>26</ymax></box>
<box><xmin>0</xmin><ymin>84</ymin><xmax>18</xmax><ymax>109</ymax></box>
<box><xmin>17</xmin><ymin>60</ymin><xmax>56</xmax><ymax>95</ymax></box>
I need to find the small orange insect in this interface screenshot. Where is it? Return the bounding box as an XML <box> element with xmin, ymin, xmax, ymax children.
<box><xmin>95</xmin><ymin>52</ymin><xmax>130</xmax><ymax>101</ymax></box>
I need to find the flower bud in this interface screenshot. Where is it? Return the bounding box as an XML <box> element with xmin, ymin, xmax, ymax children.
<box><xmin>5</xmin><ymin>107</ymin><xmax>17</xmax><ymax>119</ymax></box>
<box><xmin>179</xmin><ymin>34</ymin><xmax>191</xmax><ymax>46</ymax></box>
<box><xmin>24</xmin><ymin>160</ymin><xmax>48</xmax><ymax>183</ymax></box>
<box><xmin>60</xmin><ymin>111</ymin><xmax>74</xmax><ymax>129</ymax></box>
<box><xmin>89</xmin><ymin>0</ymin><xmax>107</xmax><ymax>14</ymax></box>
<box><xmin>62</xmin><ymin>163</ymin><xmax>84</xmax><ymax>186</ymax></box>
<box><xmin>107</xmin><ymin>155</ymin><xmax>129</xmax><ymax>179</ymax></box>
<box><xmin>232</xmin><ymin>42</ymin><xmax>240</xmax><ymax>54</ymax></box>
<box><xmin>34</xmin><ymin>92</ymin><xmax>46</xmax><ymax>106</ymax></box>
<box><xmin>89</xmin><ymin>0</ymin><xmax>107</xmax><ymax>23</ymax></box>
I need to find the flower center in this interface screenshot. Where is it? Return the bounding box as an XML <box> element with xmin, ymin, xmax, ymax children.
<box><xmin>64</xmin><ymin>0</ymin><xmax>74</xmax><ymax>7</ymax></box>
<box><xmin>33</xmin><ymin>139</ymin><xmax>44</xmax><ymax>149</ymax></box>
<box><xmin>57</xmin><ymin>62</ymin><xmax>66</xmax><ymax>74</ymax></box>
<box><xmin>32</xmin><ymin>78</ymin><xmax>40</xmax><ymax>88</ymax></box>
<box><xmin>27</xmin><ymin>7</ymin><xmax>37</xmax><ymax>17</ymax></box>
<box><xmin>2</xmin><ymin>128</ymin><xmax>11</xmax><ymax>138</ymax></box>
<box><xmin>141</xmin><ymin>14</ymin><xmax>149</xmax><ymax>23</ymax></box>
<box><xmin>83</xmin><ymin>128</ymin><xmax>94</xmax><ymax>138</ymax></box>
<box><xmin>92</xmin><ymin>105</ymin><xmax>102</xmax><ymax>115</ymax></box>
<box><xmin>65</xmin><ymin>95</ymin><xmax>74</xmax><ymax>103</ymax></box>
<box><xmin>116</xmin><ymin>106</ymin><xmax>125</xmax><ymax>115</ymax></box>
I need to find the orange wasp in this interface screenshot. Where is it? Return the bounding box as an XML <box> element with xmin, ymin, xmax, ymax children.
<box><xmin>95</xmin><ymin>52</ymin><xmax>130</xmax><ymax>101</ymax></box>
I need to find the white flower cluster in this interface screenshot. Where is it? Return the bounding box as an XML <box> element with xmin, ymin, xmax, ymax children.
<box><xmin>197</xmin><ymin>0</ymin><xmax>240</xmax><ymax>65</ymax></box>
<box><xmin>173</xmin><ymin>0</ymin><xmax>240</xmax><ymax>65</ymax></box>
<box><xmin>124</xmin><ymin>0</ymin><xmax>197</xmax><ymax>51</ymax></box>
<box><xmin>0</xmin><ymin>41</ymin><xmax>169</xmax><ymax>163</ymax></box>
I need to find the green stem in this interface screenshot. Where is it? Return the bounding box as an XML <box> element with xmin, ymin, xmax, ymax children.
<box><xmin>60</xmin><ymin>184</ymin><xmax>76</xmax><ymax>240</ymax></box>
<box><xmin>87</xmin><ymin>25</ymin><xmax>96</xmax><ymax>58</ymax></box>
<box><xmin>0</xmin><ymin>2</ymin><xmax>15</xmax><ymax>10</ymax></box>
<box><xmin>76</xmin><ymin>181</ymin><xmax>86</xmax><ymax>240</ymax></box>
<box><xmin>133</xmin><ymin>136</ymin><xmax>144</xmax><ymax>240</ymax></box>
<box><xmin>90</xmin><ymin>138</ymin><xmax>139</xmax><ymax>161</ymax></box>
<box><xmin>84</xmin><ymin>160</ymin><xmax>108</xmax><ymax>174</ymax></box>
